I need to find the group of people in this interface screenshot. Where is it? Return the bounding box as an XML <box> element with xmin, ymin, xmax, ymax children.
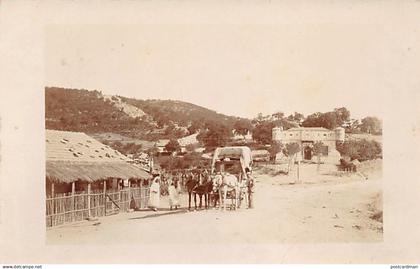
<box><xmin>148</xmin><ymin>170</ymin><xmax>255</xmax><ymax>212</ymax></box>
<box><xmin>149</xmin><ymin>175</ymin><xmax>181</xmax><ymax>211</ymax></box>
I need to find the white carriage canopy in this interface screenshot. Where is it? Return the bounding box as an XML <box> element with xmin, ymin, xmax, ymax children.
<box><xmin>211</xmin><ymin>146</ymin><xmax>253</xmax><ymax>175</ymax></box>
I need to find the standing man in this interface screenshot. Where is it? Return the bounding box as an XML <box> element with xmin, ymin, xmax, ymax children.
<box><xmin>245</xmin><ymin>168</ymin><xmax>255</xmax><ymax>209</ymax></box>
<box><xmin>149</xmin><ymin>175</ymin><xmax>160</xmax><ymax>212</ymax></box>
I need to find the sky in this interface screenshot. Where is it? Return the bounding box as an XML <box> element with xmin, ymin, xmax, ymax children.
<box><xmin>45</xmin><ymin>24</ymin><xmax>390</xmax><ymax>120</ymax></box>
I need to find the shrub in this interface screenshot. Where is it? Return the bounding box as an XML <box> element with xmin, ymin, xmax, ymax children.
<box><xmin>268</xmin><ymin>142</ymin><xmax>284</xmax><ymax>160</ymax></box>
<box><xmin>283</xmin><ymin>142</ymin><xmax>301</xmax><ymax>157</ymax></box>
<box><xmin>336</xmin><ymin>139</ymin><xmax>382</xmax><ymax>161</ymax></box>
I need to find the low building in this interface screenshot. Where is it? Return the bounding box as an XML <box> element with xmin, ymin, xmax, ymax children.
<box><xmin>155</xmin><ymin>139</ymin><xmax>170</xmax><ymax>154</ymax></box>
<box><xmin>177</xmin><ymin>133</ymin><xmax>199</xmax><ymax>153</ymax></box>
<box><xmin>155</xmin><ymin>133</ymin><xmax>200</xmax><ymax>154</ymax></box>
<box><xmin>232</xmin><ymin>130</ymin><xmax>253</xmax><ymax>142</ymax></box>
<box><xmin>46</xmin><ymin>130</ymin><xmax>151</xmax><ymax>227</ymax></box>
<box><xmin>126</xmin><ymin>152</ymin><xmax>152</xmax><ymax>172</ymax></box>
<box><xmin>272</xmin><ymin>126</ymin><xmax>345</xmax><ymax>163</ymax></box>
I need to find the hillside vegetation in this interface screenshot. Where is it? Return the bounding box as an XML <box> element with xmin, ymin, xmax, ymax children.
<box><xmin>45</xmin><ymin>87</ymin><xmax>243</xmax><ymax>140</ymax></box>
<box><xmin>46</xmin><ymin>87</ymin><xmax>382</xmax><ymax>151</ymax></box>
<box><xmin>120</xmin><ymin>97</ymin><xmax>240</xmax><ymax>129</ymax></box>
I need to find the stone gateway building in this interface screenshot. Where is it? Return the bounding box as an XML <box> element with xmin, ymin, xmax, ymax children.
<box><xmin>272</xmin><ymin>126</ymin><xmax>345</xmax><ymax>163</ymax></box>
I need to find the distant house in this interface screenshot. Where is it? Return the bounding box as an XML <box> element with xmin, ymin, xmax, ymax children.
<box><xmin>272</xmin><ymin>126</ymin><xmax>345</xmax><ymax>163</ymax></box>
<box><xmin>126</xmin><ymin>152</ymin><xmax>152</xmax><ymax>171</ymax></box>
<box><xmin>194</xmin><ymin>147</ymin><xmax>206</xmax><ymax>153</ymax></box>
<box><xmin>155</xmin><ymin>139</ymin><xmax>170</xmax><ymax>154</ymax></box>
<box><xmin>154</xmin><ymin>133</ymin><xmax>200</xmax><ymax>154</ymax></box>
<box><xmin>177</xmin><ymin>133</ymin><xmax>199</xmax><ymax>153</ymax></box>
<box><xmin>232</xmin><ymin>130</ymin><xmax>253</xmax><ymax>142</ymax></box>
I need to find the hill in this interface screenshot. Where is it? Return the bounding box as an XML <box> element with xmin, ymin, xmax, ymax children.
<box><xmin>119</xmin><ymin>97</ymin><xmax>242</xmax><ymax>131</ymax></box>
<box><xmin>45</xmin><ymin>87</ymin><xmax>243</xmax><ymax>140</ymax></box>
<box><xmin>45</xmin><ymin>87</ymin><xmax>382</xmax><ymax>148</ymax></box>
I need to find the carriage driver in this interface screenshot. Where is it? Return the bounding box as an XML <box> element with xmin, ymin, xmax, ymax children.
<box><xmin>245</xmin><ymin>168</ymin><xmax>254</xmax><ymax>209</ymax></box>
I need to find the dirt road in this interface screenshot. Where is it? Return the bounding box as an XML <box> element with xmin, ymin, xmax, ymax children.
<box><xmin>47</xmin><ymin>164</ymin><xmax>383</xmax><ymax>244</ymax></box>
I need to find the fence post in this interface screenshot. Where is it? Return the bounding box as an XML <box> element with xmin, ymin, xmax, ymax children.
<box><xmin>118</xmin><ymin>179</ymin><xmax>122</xmax><ymax>211</ymax></box>
<box><xmin>71</xmin><ymin>181</ymin><xmax>75</xmax><ymax>222</ymax></box>
<box><xmin>103</xmin><ymin>180</ymin><xmax>107</xmax><ymax>216</ymax></box>
<box><xmin>51</xmin><ymin>182</ymin><xmax>55</xmax><ymax>226</ymax></box>
<box><xmin>139</xmin><ymin>179</ymin><xmax>143</xmax><ymax>208</ymax></box>
<box><xmin>297</xmin><ymin>160</ymin><xmax>300</xmax><ymax>183</ymax></box>
<box><xmin>87</xmin><ymin>183</ymin><xmax>91</xmax><ymax>218</ymax></box>
<box><xmin>128</xmin><ymin>180</ymin><xmax>131</xmax><ymax>211</ymax></box>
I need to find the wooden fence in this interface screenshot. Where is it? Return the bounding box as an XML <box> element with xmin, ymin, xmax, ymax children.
<box><xmin>46</xmin><ymin>186</ymin><xmax>150</xmax><ymax>228</ymax></box>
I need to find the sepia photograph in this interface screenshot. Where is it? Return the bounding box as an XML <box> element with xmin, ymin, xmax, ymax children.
<box><xmin>1</xmin><ymin>1</ymin><xmax>420</xmax><ymax>266</ymax></box>
<box><xmin>44</xmin><ymin>24</ymin><xmax>383</xmax><ymax>245</ymax></box>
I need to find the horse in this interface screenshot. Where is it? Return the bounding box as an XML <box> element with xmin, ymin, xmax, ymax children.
<box><xmin>192</xmin><ymin>172</ymin><xmax>214</xmax><ymax>209</ymax></box>
<box><xmin>184</xmin><ymin>171</ymin><xmax>215</xmax><ymax>210</ymax></box>
<box><xmin>185</xmin><ymin>172</ymin><xmax>199</xmax><ymax>210</ymax></box>
<box><xmin>213</xmin><ymin>173</ymin><xmax>240</xmax><ymax>211</ymax></box>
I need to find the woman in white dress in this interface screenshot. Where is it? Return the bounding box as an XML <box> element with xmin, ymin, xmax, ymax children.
<box><xmin>168</xmin><ymin>179</ymin><xmax>180</xmax><ymax>210</ymax></box>
<box><xmin>149</xmin><ymin>176</ymin><xmax>160</xmax><ymax>211</ymax></box>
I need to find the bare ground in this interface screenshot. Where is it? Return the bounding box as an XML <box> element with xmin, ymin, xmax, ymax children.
<box><xmin>47</xmin><ymin>162</ymin><xmax>383</xmax><ymax>244</ymax></box>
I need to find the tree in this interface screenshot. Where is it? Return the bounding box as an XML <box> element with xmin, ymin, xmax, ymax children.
<box><xmin>233</xmin><ymin>119</ymin><xmax>253</xmax><ymax>136</ymax></box>
<box><xmin>199</xmin><ymin>124</ymin><xmax>231</xmax><ymax>149</ymax></box>
<box><xmin>268</xmin><ymin>141</ymin><xmax>284</xmax><ymax>162</ymax></box>
<box><xmin>287</xmin><ymin>112</ymin><xmax>305</xmax><ymax>124</ymax></box>
<box><xmin>357</xmin><ymin>139</ymin><xmax>382</xmax><ymax>160</ymax></box>
<box><xmin>336</xmin><ymin>141</ymin><xmax>359</xmax><ymax>160</ymax></box>
<box><xmin>165</xmin><ymin>139</ymin><xmax>181</xmax><ymax>154</ymax></box>
<box><xmin>183</xmin><ymin>152</ymin><xmax>205</xmax><ymax>168</ymax></box>
<box><xmin>302</xmin><ymin>112</ymin><xmax>323</xmax><ymax>128</ymax></box>
<box><xmin>164</xmin><ymin>122</ymin><xmax>176</xmax><ymax>136</ymax></box>
<box><xmin>302</xmin><ymin>107</ymin><xmax>351</xmax><ymax>130</ymax></box>
<box><xmin>188</xmin><ymin>121</ymin><xmax>203</xmax><ymax>135</ymax></box>
<box><xmin>336</xmin><ymin>139</ymin><xmax>382</xmax><ymax>161</ymax></box>
<box><xmin>282</xmin><ymin>142</ymin><xmax>301</xmax><ymax>174</ymax></box>
<box><xmin>283</xmin><ymin>142</ymin><xmax>301</xmax><ymax>157</ymax></box>
<box><xmin>256</xmin><ymin>113</ymin><xmax>264</xmax><ymax>122</ymax></box>
<box><xmin>360</xmin><ymin>116</ymin><xmax>382</xmax><ymax>135</ymax></box>
<box><xmin>344</xmin><ymin>119</ymin><xmax>361</xmax><ymax>133</ymax></box>
<box><xmin>273</xmin><ymin>118</ymin><xmax>299</xmax><ymax>130</ymax></box>
<box><xmin>325</xmin><ymin>112</ymin><xmax>339</xmax><ymax>129</ymax></box>
<box><xmin>122</xmin><ymin>143</ymin><xmax>143</xmax><ymax>155</ymax></box>
<box><xmin>313</xmin><ymin>141</ymin><xmax>325</xmax><ymax>173</ymax></box>
<box><xmin>334</xmin><ymin>107</ymin><xmax>351</xmax><ymax>125</ymax></box>
<box><xmin>272</xmin><ymin>111</ymin><xmax>284</xmax><ymax>120</ymax></box>
<box><xmin>253</xmin><ymin>121</ymin><xmax>275</xmax><ymax>145</ymax></box>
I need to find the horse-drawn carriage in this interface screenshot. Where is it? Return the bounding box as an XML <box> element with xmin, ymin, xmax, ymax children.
<box><xmin>210</xmin><ymin>146</ymin><xmax>253</xmax><ymax>210</ymax></box>
<box><xmin>183</xmin><ymin>146</ymin><xmax>253</xmax><ymax>211</ymax></box>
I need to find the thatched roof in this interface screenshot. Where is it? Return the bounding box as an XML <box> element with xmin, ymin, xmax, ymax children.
<box><xmin>46</xmin><ymin>130</ymin><xmax>151</xmax><ymax>183</ymax></box>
